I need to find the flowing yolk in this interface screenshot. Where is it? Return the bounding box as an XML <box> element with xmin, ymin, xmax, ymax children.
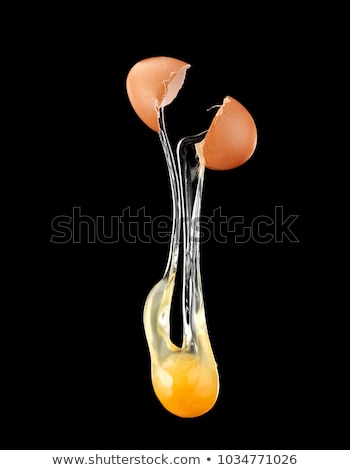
<box><xmin>152</xmin><ymin>352</ymin><xmax>219</xmax><ymax>418</ymax></box>
<box><xmin>143</xmin><ymin>279</ymin><xmax>220</xmax><ymax>418</ymax></box>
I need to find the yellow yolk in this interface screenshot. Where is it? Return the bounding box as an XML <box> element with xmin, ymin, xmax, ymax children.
<box><xmin>143</xmin><ymin>279</ymin><xmax>220</xmax><ymax>418</ymax></box>
<box><xmin>152</xmin><ymin>352</ymin><xmax>219</xmax><ymax>418</ymax></box>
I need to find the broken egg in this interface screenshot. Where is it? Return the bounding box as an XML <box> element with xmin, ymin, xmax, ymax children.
<box><xmin>126</xmin><ymin>57</ymin><xmax>257</xmax><ymax>170</ymax></box>
<box><xmin>195</xmin><ymin>96</ymin><xmax>257</xmax><ymax>170</ymax></box>
<box><xmin>125</xmin><ymin>56</ymin><xmax>258</xmax><ymax>418</ymax></box>
<box><xmin>126</xmin><ymin>56</ymin><xmax>190</xmax><ymax>133</ymax></box>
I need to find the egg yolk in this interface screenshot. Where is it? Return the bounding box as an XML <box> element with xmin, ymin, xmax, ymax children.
<box><xmin>152</xmin><ymin>352</ymin><xmax>219</xmax><ymax>418</ymax></box>
<box><xmin>143</xmin><ymin>278</ymin><xmax>220</xmax><ymax>419</ymax></box>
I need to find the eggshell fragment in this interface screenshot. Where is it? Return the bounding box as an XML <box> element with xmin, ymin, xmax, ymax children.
<box><xmin>196</xmin><ymin>96</ymin><xmax>257</xmax><ymax>171</ymax></box>
<box><xmin>126</xmin><ymin>56</ymin><xmax>191</xmax><ymax>132</ymax></box>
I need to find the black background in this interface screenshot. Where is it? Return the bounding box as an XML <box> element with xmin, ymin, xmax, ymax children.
<box><xmin>7</xmin><ymin>6</ymin><xmax>348</xmax><ymax>451</ymax></box>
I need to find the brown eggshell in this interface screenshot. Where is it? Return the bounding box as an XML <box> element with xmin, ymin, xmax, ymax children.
<box><xmin>198</xmin><ymin>96</ymin><xmax>257</xmax><ymax>170</ymax></box>
<box><xmin>126</xmin><ymin>56</ymin><xmax>190</xmax><ymax>133</ymax></box>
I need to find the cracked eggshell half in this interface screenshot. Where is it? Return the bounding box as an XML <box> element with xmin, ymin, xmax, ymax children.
<box><xmin>196</xmin><ymin>96</ymin><xmax>257</xmax><ymax>171</ymax></box>
<box><xmin>126</xmin><ymin>56</ymin><xmax>191</xmax><ymax>133</ymax></box>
